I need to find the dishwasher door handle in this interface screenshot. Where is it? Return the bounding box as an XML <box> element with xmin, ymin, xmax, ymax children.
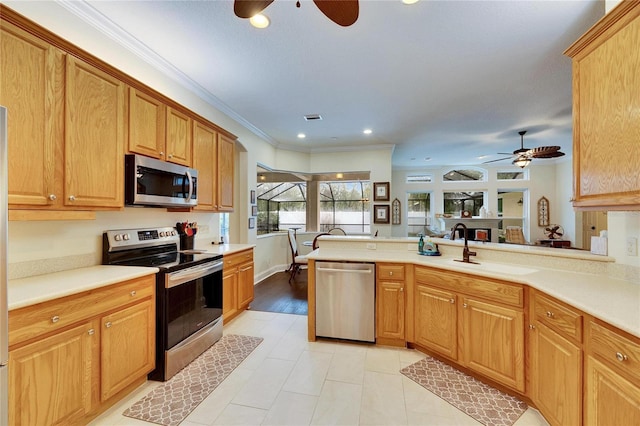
<box><xmin>316</xmin><ymin>267</ymin><xmax>373</xmax><ymax>274</ymax></box>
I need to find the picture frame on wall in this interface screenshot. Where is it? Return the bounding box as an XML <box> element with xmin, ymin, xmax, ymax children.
<box><xmin>248</xmin><ymin>217</ymin><xmax>255</xmax><ymax>229</ymax></box>
<box><xmin>374</xmin><ymin>204</ymin><xmax>390</xmax><ymax>224</ymax></box>
<box><xmin>250</xmin><ymin>190</ymin><xmax>256</xmax><ymax>204</ymax></box>
<box><xmin>373</xmin><ymin>182</ymin><xmax>390</xmax><ymax>201</ymax></box>
<box><xmin>252</xmin><ymin>205</ymin><xmax>258</xmax><ymax>216</ymax></box>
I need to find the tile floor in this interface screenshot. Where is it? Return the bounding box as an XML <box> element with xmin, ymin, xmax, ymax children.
<box><xmin>91</xmin><ymin>311</ymin><xmax>550</xmax><ymax>426</ymax></box>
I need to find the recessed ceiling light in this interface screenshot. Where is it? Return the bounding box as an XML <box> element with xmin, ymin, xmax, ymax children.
<box><xmin>249</xmin><ymin>13</ymin><xmax>270</xmax><ymax>29</ymax></box>
<box><xmin>477</xmin><ymin>155</ymin><xmax>489</xmax><ymax>160</ymax></box>
<box><xmin>363</xmin><ymin>129</ymin><xmax>372</xmax><ymax>135</ymax></box>
<box><xmin>297</xmin><ymin>133</ymin><xmax>306</xmax><ymax>139</ymax></box>
<box><xmin>336</xmin><ymin>173</ymin><xmax>344</xmax><ymax>179</ymax></box>
<box><xmin>410</xmin><ymin>157</ymin><xmax>416</xmax><ymax>161</ymax></box>
<box><xmin>304</xmin><ymin>114</ymin><xmax>323</xmax><ymax>121</ymax></box>
<box><xmin>424</xmin><ymin>157</ymin><xmax>431</xmax><ymax>161</ymax></box>
<box><xmin>402</xmin><ymin>0</ymin><xmax>420</xmax><ymax>4</ymax></box>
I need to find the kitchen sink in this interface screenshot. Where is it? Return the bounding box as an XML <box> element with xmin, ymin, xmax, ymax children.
<box><xmin>446</xmin><ymin>259</ymin><xmax>537</xmax><ymax>275</ymax></box>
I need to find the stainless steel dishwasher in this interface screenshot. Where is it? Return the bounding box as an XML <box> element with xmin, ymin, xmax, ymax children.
<box><xmin>315</xmin><ymin>261</ymin><xmax>375</xmax><ymax>342</ymax></box>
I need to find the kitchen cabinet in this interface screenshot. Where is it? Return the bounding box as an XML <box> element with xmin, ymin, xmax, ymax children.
<box><xmin>128</xmin><ymin>87</ymin><xmax>166</xmax><ymax>160</ymax></box>
<box><xmin>193</xmin><ymin>122</ymin><xmax>236</xmax><ymax>212</ymax></box>
<box><xmin>376</xmin><ymin>264</ymin><xmax>406</xmax><ymax>345</ymax></box>
<box><xmin>165</xmin><ymin>106</ymin><xmax>192</xmax><ymax>166</ymax></box>
<box><xmin>222</xmin><ymin>249</ymin><xmax>254</xmax><ymax>323</ymax></box>
<box><xmin>530</xmin><ymin>291</ymin><xmax>583</xmax><ymax>426</ymax></box>
<box><xmin>7</xmin><ymin>274</ymin><xmax>156</xmax><ymax>424</ymax></box>
<box><xmin>413</xmin><ymin>266</ymin><xmax>525</xmax><ymax>392</ymax></box>
<box><xmin>585</xmin><ymin>320</ymin><xmax>640</xmax><ymax>425</ymax></box>
<box><xmin>564</xmin><ymin>2</ymin><xmax>640</xmax><ymax>210</ymax></box>
<box><xmin>0</xmin><ymin>20</ymin><xmax>64</xmax><ymax>208</ymax></box>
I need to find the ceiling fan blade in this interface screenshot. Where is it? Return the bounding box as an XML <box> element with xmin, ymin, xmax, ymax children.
<box><xmin>234</xmin><ymin>0</ymin><xmax>274</xmax><ymax>18</ymax></box>
<box><xmin>313</xmin><ymin>0</ymin><xmax>359</xmax><ymax>26</ymax></box>
<box><xmin>527</xmin><ymin>146</ymin><xmax>565</xmax><ymax>159</ymax></box>
<box><xmin>482</xmin><ymin>156</ymin><xmax>513</xmax><ymax>164</ymax></box>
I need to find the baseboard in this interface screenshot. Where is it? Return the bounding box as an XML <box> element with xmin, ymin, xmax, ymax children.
<box><xmin>254</xmin><ymin>264</ymin><xmax>289</xmax><ymax>284</ymax></box>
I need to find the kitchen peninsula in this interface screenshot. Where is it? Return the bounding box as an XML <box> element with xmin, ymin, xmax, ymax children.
<box><xmin>307</xmin><ymin>235</ymin><xmax>640</xmax><ymax>426</ymax></box>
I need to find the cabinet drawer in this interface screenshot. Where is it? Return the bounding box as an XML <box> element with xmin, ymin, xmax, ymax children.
<box><xmin>589</xmin><ymin>321</ymin><xmax>640</xmax><ymax>382</ymax></box>
<box><xmin>224</xmin><ymin>249</ymin><xmax>253</xmax><ymax>269</ymax></box>
<box><xmin>377</xmin><ymin>264</ymin><xmax>405</xmax><ymax>281</ymax></box>
<box><xmin>415</xmin><ymin>266</ymin><xmax>523</xmax><ymax>307</ymax></box>
<box><xmin>9</xmin><ymin>275</ymin><xmax>155</xmax><ymax>346</ymax></box>
<box><xmin>533</xmin><ymin>292</ymin><xmax>583</xmax><ymax>342</ymax></box>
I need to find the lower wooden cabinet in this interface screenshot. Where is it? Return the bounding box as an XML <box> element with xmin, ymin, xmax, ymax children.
<box><xmin>8</xmin><ymin>275</ymin><xmax>156</xmax><ymax>425</ymax></box>
<box><xmin>376</xmin><ymin>263</ymin><xmax>406</xmax><ymax>344</ymax></box>
<box><xmin>222</xmin><ymin>249</ymin><xmax>254</xmax><ymax>323</ymax></box>
<box><xmin>414</xmin><ymin>284</ymin><xmax>457</xmax><ymax>360</ymax></box>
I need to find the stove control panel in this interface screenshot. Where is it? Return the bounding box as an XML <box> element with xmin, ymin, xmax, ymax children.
<box><xmin>105</xmin><ymin>226</ymin><xmax>179</xmax><ymax>251</ymax></box>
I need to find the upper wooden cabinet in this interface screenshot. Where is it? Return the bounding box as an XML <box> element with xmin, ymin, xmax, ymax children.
<box><xmin>165</xmin><ymin>106</ymin><xmax>192</xmax><ymax>166</ymax></box>
<box><xmin>128</xmin><ymin>87</ymin><xmax>166</xmax><ymax>160</ymax></box>
<box><xmin>65</xmin><ymin>56</ymin><xmax>125</xmax><ymax>208</ymax></box>
<box><xmin>217</xmin><ymin>133</ymin><xmax>235</xmax><ymax>212</ymax></box>
<box><xmin>0</xmin><ymin>21</ymin><xmax>64</xmax><ymax>208</ymax></box>
<box><xmin>564</xmin><ymin>2</ymin><xmax>640</xmax><ymax>210</ymax></box>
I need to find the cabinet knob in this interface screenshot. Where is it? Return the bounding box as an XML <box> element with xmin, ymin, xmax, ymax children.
<box><xmin>51</xmin><ymin>315</ymin><xmax>60</xmax><ymax>323</ymax></box>
<box><xmin>48</xmin><ymin>194</ymin><xmax>57</xmax><ymax>201</ymax></box>
<box><xmin>105</xmin><ymin>321</ymin><xmax>112</xmax><ymax>328</ymax></box>
<box><xmin>389</xmin><ymin>271</ymin><xmax>393</xmax><ymax>276</ymax></box>
<box><xmin>449</xmin><ymin>298</ymin><xmax>455</xmax><ymax>304</ymax></box>
<box><xmin>88</xmin><ymin>329</ymin><xmax>95</xmax><ymax>336</ymax></box>
<box><xmin>160</xmin><ymin>151</ymin><xmax>164</xmax><ymax>156</ymax></box>
<box><xmin>529</xmin><ymin>324</ymin><xmax>536</xmax><ymax>330</ymax></box>
<box><xmin>68</xmin><ymin>195</ymin><xmax>76</xmax><ymax>202</ymax></box>
<box><xmin>463</xmin><ymin>303</ymin><xmax>468</xmax><ymax>308</ymax></box>
<box><xmin>130</xmin><ymin>290</ymin><xmax>137</xmax><ymax>297</ymax></box>
<box><xmin>168</xmin><ymin>154</ymin><xmax>173</xmax><ymax>158</ymax></box>
<box><xmin>400</xmin><ymin>287</ymin><xmax>404</xmax><ymax>292</ymax></box>
<box><xmin>546</xmin><ymin>311</ymin><xmax>555</xmax><ymax>318</ymax></box>
<box><xmin>616</xmin><ymin>352</ymin><xmax>628</xmax><ymax>362</ymax></box>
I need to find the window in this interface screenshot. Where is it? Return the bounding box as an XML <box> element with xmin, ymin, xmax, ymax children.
<box><xmin>219</xmin><ymin>213</ymin><xmax>229</xmax><ymax>243</ymax></box>
<box><xmin>443</xmin><ymin>191</ymin><xmax>485</xmax><ymax>216</ymax></box>
<box><xmin>497</xmin><ymin>171</ymin><xmax>527</xmax><ymax>180</ymax></box>
<box><xmin>256</xmin><ymin>182</ymin><xmax>306</xmax><ymax>235</ymax></box>
<box><xmin>407</xmin><ymin>192</ymin><xmax>430</xmax><ymax>236</ymax></box>
<box><xmin>320</xmin><ymin>181</ymin><xmax>371</xmax><ymax>234</ymax></box>
<box><xmin>406</xmin><ymin>174</ymin><xmax>432</xmax><ymax>183</ymax></box>
<box><xmin>442</xmin><ymin>168</ymin><xmax>485</xmax><ymax>181</ymax></box>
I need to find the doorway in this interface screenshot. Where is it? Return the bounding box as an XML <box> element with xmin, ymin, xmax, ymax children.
<box><xmin>582</xmin><ymin>211</ymin><xmax>607</xmax><ymax>251</ymax></box>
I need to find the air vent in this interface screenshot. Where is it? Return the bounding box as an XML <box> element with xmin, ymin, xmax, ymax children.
<box><xmin>406</xmin><ymin>174</ymin><xmax>433</xmax><ymax>183</ymax></box>
<box><xmin>304</xmin><ymin>114</ymin><xmax>323</xmax><ymax>121</ymax></box>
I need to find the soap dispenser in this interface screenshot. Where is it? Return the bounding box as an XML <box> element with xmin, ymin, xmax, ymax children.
<box><xmin>418</xmin><ymin>234</ymin><xmax>425</xmax><ymax>254</ymax></box>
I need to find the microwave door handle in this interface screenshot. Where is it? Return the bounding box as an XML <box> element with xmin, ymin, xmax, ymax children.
<box><xmin>185</xmin><ymin>170</ymin><xmax>194</xmax><ymax>201</ymax></box>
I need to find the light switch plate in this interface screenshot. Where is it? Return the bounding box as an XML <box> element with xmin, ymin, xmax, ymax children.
<box><xmin>366</xmin><ymin>243</ymin><xmax>377</xmax><ymax>250</ymax></box>
<box><xmin>626</xmin><ymin>237</ymin><xmax>638</xmax><ymax>256</ymax></box>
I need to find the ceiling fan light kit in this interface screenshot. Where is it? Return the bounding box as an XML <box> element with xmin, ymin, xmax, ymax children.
<box><xmin>513</xmin><ymin>156</ymin><xmax>531</xmax><ymax>169</ymax></box>
<box><xmin>234</xmin><ymin>0</ymin><xmax>360</xmax><ymax>27</ymax></box>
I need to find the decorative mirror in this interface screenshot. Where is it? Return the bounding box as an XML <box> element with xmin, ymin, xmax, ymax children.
<box><xmin>392</xmin><ymin>198</ymin><xmax>401</xmax><ymax>225</ymax></box>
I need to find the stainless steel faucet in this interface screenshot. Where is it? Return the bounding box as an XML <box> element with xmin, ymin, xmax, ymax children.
<box><xmin>450</xmin><ymin>223</ymin><xmax>478</xmax><ymax>263</ymax></box>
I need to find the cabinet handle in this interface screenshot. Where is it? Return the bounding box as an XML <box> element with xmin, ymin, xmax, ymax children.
<box><xmin>449</xmin><ymin>298</ymin><xmax>455</xmax><ymax>304</ymax></box>
<box><xmin>168</xmin><ymin>154</ymin><xmax>173</xmax><ymax>158</ymax></box>
<box><xmin>529</xmin><ymin>324</ymin><xmax>536</xmax><ymax>330</ymax></box>
<box><xmin>105</xmin><ymin>321</ymin><xmax>112</xmax><ymax>328</ymax></box>
<box><xmin>51</xmin><ymin>315</ymin><xmax>60</xmax><ymax>323</ymax></box>
<box><xmin>400</xmin><ymin>287</ymin><xmax>404</xmax><ymax>292</ymax></box>
<box><xmin>389</xmin><ymin>271</ymin><xmax>393</xmax><ymax>276</ymax></box>
<box><xmin>130</xmin><ymin>290</ymin><xmax>137</xmax><ymax>297</ymax></box>
<box><xmin>159</xmin><ymin>151</ymin><xmax>164</xmax><ymax>156</ymax></box>
<box><xmin>463</xmin><ymin>303</ymin><xmax>468</xmax><ymax>308</ymax></box>
<box><xmin>48</xmin><ymin>194</ymin><xmax>57</xmax><ymax>201</ymax></box>
<box><xmin>68</xmin><ymin>195</ymin><xmax>76</xmax><ymax>202</ymax></box>
<box><xmin>88</xmin><ymin>329</ymin><xmax>95</xmax><ymax>336</ymax></box>
<box><xmin>616</xmin><ymin>352</ymin><xmax>628</xmax><ymax>362</ymax></box>
<box><xmin>546</xmin><ymin>311</ymin><xmax>555</xmax><ymax>318</ymax></box>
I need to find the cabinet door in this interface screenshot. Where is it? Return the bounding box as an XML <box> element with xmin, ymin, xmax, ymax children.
<box><xmin>414</xmin><ymin>284</ymin><xmax>457</xmax><ymax>360</ymax></box>
<box><xmin>531</xmin><ymin>322</ymin><xmax>582</xmax><ymax>426</ymax></box>
<box><xmin>65</xmin><ymin>56</ymin><xmax>125</xmax><ymax>208</ymax></box>
<box><xmin>223</xmin><ymin>268</ymin><xmax>238</xmax><ymax>321</ymax></box>
<box><xmin>217</xmin><ymin>134</ymin><xmax>235</xmax><ymax>212</ymax></box>
<box><xmin>8</xmin><ymin>321</ymin><xmax>95</xmax><ymax>426</ymax></box>
<box><xmin>192</xmin><ymin>121</ymin><xmax>217</xmax><ymax>211</ymax></box>
<box><xmin>101</xmin><ymin>300</ymin><xmax>155</xmax><ymax>401</ymax></box>
<box><xmin>128</xmin><ymin>87</ymin><xmax>166</xmax><ymax>159</ymax></box>
<box><xmin>585</xmin><ymin>356</ymin><xmax>640</xmax><ymax>426</ymax></box>
<box><xmin>238</xmin><ymin>261</ymin><xmax>255</xmax><ymax>309</ymax></box>
<box><xmin>376</xmin><ymin>280</ymin><xmax>405</xmax><ymax>340</ymax></box>
<box><xmin>166</xmin><ymin>107</ymin><xmax>192</xmax><ymax>166</ymax></box>
<box><xmin>461</xmin><ymin>297</ymin><xmax>525</xmax><ymax>392</ymax></box>
<box><xmin>1</xmin><ymin>21</ymin><xmax>64</xmax><ymax>207</ymax></box>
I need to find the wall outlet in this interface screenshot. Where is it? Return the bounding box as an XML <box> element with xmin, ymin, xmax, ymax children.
<box><xmin>626</xmin><ymin>237</ymin><xmax>638</xmax><ymax>256</ymax></box>
<box><xmin>366</xmin><ymin>243</ymin><xmax>377</xmax><ymax>250</ymax></box>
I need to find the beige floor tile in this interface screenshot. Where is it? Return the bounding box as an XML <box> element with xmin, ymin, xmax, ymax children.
<box><xmin>311</xmin><ymin>380</ymin><xmax>362</xmax><ymax>425</ymax></box>
<box><xmin>365</xmin><ymin>346</ymin><xmax>402</xmax><ymax>375</ymax></box>
<box><xmin>359</xmin><ymin>371</ymin><xmax>408</xmax><ymax>425</ymax></box>
<box><xmin>231</xmin><ymin>357</ymin><xmax>296</xmax><ymax>409</ymax></box>
<box><xmin>211</xmin><ymin>403</ymin><xmax>267</xmax><ymax>425</ymax></box>
<box><xmin>282</xmin><ymin>350</ymin><xmax>333</xmax><ymax>396</ymax></box>
<box><xmin>402</xmin><ymin>376</ymin><xmax>459</xmax><ymax>419</ymax></box>
<box><xmin>513</xmin><ymin>408</ymin><xmax>550</xmax><ymax>426</ymax></box>
<box><xmin>262</xmin><ymin>391</ymin><xmax>318</xmax><ymax>426</ymax></box>
<box><xmin>326</xmin><ymin>350</ymin><xmax>366</xmax><ymax>384</ymax></box>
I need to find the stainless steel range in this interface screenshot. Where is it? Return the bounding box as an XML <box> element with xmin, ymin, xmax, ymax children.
<box><xmin>102</xmin><ymin>227</ymin><xmax>223</xmax><ymax>381</ymax></box>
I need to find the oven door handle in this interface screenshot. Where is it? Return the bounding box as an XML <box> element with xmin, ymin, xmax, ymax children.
<box><xmin>185</xmin><ymin>170</ymin><xmax>194</xmax><ymax>201</ymax></box>
<box><xmin>166</xmin><ymin>261</ymin><xmax>223</xmax><ymax>288</ymax></box>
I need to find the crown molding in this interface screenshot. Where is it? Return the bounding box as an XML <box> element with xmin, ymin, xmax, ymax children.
<box><xmin>57</xmin><ymin>0</ymin><xmax>277</xmax><ymax>146</ymax></box>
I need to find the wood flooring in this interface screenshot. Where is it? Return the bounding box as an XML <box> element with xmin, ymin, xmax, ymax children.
<box><xmin>250</xmin><ymin>270</ymin><xmax>308</xmax><ymax>316</ymax></box>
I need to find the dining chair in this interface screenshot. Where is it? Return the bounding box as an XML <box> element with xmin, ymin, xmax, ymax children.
<box><xmin>312</xmin><ymin>232</ymin><xmax>331</xmax><ymax>250</ymax></box>
<box><xmin>327</xmin><ymin>227</ymin><xmax>346</xmax><ymax>235</ymax></box>
<box><xmin>287</xmin><ymin>228</ymin><xmax>308</xmax><ymax>283</ymax></box>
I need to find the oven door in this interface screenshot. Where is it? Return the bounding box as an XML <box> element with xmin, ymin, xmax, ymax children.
<box><xmin>164</xmin><ymin>260</ymin><xmax>223</xmax><ymax>349</ymax></box>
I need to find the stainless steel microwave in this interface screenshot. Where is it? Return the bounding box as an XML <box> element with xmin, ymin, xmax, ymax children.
<box><xmin>125</xmin><ymin>154</ymin><xmax>198</xmax><ymax>207</ymax></box>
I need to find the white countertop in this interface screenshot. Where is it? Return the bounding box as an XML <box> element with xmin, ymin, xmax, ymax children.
<box><xmin>193</xmin><ymin>242</ymin><xmax>255</xmax><ymax>256</ymax></box>
<box><xmin>308</xmin><ymin>248</ymin><xmax>640</xmax><ymax>338</ymax></box>
<box><xmin>8</xmin><ymin>265</ymin><xmax>159</xmax><ymax>310</ymax></box>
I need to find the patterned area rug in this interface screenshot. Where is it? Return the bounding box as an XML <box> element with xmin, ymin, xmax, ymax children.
<box><xmin>401</xmin><ymin>356</ymin><xmax>527</xmax><ymax>426</ymax></box>
<box><xmin>124</xmin><ymin>334</ymin><xmax>263</xmax><ymax>426</ymax></box>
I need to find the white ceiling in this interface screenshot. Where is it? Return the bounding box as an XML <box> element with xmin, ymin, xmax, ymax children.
<box><xmin>75</xmin><ymin>0</ymin><xmax>603</xmax><ymax>168</ymax></box>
